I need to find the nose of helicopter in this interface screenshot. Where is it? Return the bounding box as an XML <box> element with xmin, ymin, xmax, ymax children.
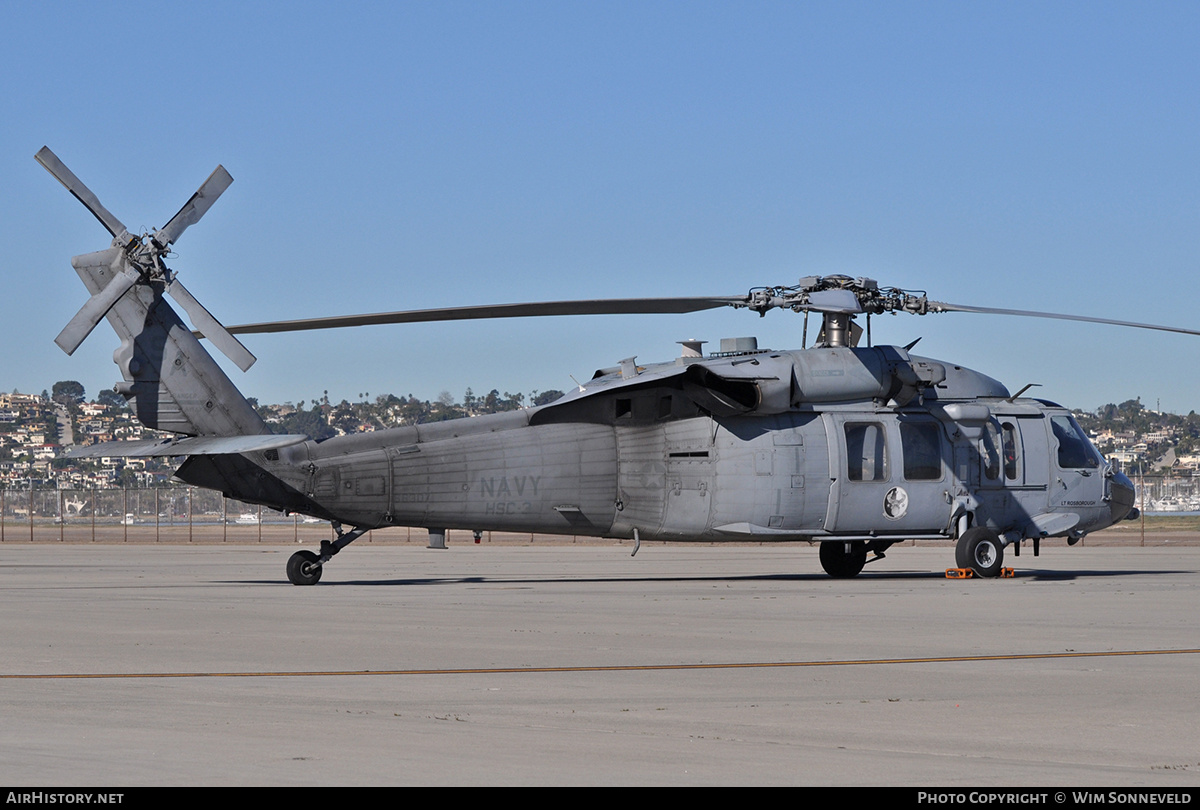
<box><xmin>1108</xmin><ymin>470</ymin><xmax>1137</xmax><ymax>524</ymax></box>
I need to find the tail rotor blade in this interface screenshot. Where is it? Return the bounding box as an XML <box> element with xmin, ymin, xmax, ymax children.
<box><xmin>55</xmin><ymin>263</ymin><xmax>140</xmax><ymax>356</ymax></box>
<box><xmin>166</xmin><ymin>278</ymin><xmax>256</xmax><ymax>371</ymax></box>
<box><xmin>155</xmin><ymin>166</ymin><xmax>233</xmax><ymax>247</ymax></box>
<box><xmin>39</xmin><ymin>150</ymin><xmax>252</xmax><ymax>369</ymax></box>
<box><xmin>35</xmin><ymin>147</ymin><xmax>129</xmax><ymax>240</ymax></box>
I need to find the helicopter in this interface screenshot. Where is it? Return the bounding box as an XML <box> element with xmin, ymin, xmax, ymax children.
<box><xmin>37</xmin><ymin>147</ymin><xmax>1192</xmax><ymax>585</ymax></box>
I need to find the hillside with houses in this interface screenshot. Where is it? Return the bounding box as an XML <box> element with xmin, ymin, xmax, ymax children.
<box><xmin>0</xmin><ymin>383</ymin><xmax>564</xmax><ymax>491</ymax></box>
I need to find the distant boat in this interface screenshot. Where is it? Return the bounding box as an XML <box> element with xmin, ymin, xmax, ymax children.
<box><xmin>1146</xmin><ymin>496</ymin><xmax>1200</xmax><ymax>513</ymax></box>
<box><xmin>234</xmin><ymin>512</ymin><xmax>260</xmax><ymax>525</ymax></box>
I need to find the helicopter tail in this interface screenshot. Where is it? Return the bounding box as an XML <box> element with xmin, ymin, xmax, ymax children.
<box><xmin>37</xmin><ymin>147</ymin><xmax>269</xmax><ymax>442</ymax></box>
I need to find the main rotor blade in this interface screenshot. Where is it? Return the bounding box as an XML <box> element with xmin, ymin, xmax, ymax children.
<box><xmin>167</xmin><ymin>278</ymin><xmax>257</xmax><ymax>371</ymax></box>
<box><xmin>156</xmin><ymin>165</ymin><xmax>234</xmax><ymax>247</ymax></box>
<box><xmin>55</xmin><ymin>260</ymin><xmax>140</xmax><ymax>355</ymax></box>
<box><xmin>35</xmin><ymin>146</ymin><xmax>128</xmax><ymax>240</ymax></box>
<box><xmin>929</xmin><ymin>301</ymin><xmax>1200</xmax><ymax>338</ymax></box>
<box><xmin>213</xmin><ymin>297</ymin><xmax>743</xmax><ymax>336</ymax></box>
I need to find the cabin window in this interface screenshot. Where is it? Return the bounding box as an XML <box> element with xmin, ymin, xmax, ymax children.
<box><xmin>900</xmin><ymin>422</ymin><xmax>942</xmax><ymax>481</ymax></box>
<box><xmin>845</xmin><ymin>422</ymin><xmax>888</xmax><ymax>482</ymax></box>
<box><xmin>614</xmin><ymin>398</ymin><xmax>632</xmax><ymax>420</ymax></box>
<box><xmin>1051</xmin><ymin>415</ymin><xmax>1099</xmax><ymax>469</ymax></box>
<box><xmin>1002</xmin><ymin>422</ymin><xmax>1020</xmax><ymax>480</ymax></box>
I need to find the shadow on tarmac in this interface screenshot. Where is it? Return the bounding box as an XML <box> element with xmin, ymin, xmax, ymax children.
<box><xmin>239</xmin><ymin>567</ymin><xmax>1193</xmax><ymax>587</ymax></box>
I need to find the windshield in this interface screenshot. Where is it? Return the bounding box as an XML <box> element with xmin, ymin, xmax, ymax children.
<box><xmin>1050</xmin><ymin>415</ymin><xmax>1100</xmax><ymax>469</ymax></box>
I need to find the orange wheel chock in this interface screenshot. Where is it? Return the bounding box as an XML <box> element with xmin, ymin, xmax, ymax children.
<box><xmin>945</xmin><ymin>567</ymin><xmax>1016</xmax><ymax>579</ymax></box>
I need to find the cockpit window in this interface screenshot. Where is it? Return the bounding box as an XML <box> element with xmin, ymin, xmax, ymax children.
<box><xmin>1051</xmin><ymin>415</ymin><xmax>1099</xmax><ymax>469</ymax></box>
<box><xmin>982</xmin><ymin>420</ymin><xmax>1024</xmax><ymax>481</ymax></box>
<box><xmin>982</xmin><ymin>422</ymin><xmax>1002</xmax><ymax>480</ymax></box>
<box><xmin>1002</xmin><ymin>422</ymin><xmax>1020</xmax><ymax>480</ymax></box>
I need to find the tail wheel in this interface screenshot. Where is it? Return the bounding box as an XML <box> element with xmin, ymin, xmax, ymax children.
<box><xmin>955</xmin><ymin>527</ymin><xmax>1004</xmax><ymax>577</ymax></box>
<box><xmin>819</xmin><ymin>541</ymin><xmax>867</xmax><ymax>578</ymax></box>
<box><xmin>287</xmin><ymin>550</ymin><xmax>323</xmax><ymax>586</ymax></box>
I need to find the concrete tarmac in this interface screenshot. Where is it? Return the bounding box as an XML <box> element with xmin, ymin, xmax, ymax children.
<box><xmin>1</xmin><ymin>543</ymin><xmax>1198</xmax><ymax>786</ymax></box>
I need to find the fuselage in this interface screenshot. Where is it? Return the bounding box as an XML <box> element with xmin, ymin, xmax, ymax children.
<box><xmin>175</xmin><ymin>346</ymin><xmax>1135</xmax><ymax>546</ymax></box>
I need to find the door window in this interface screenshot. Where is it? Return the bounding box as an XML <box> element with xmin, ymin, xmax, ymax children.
<box><xmin>845</xmin><ymin>422</ymin><xmax>888</xmax><ymax>482</ymax></box>
<box><xmin>900</xmin><ymin>421</ymin><xmax>942</xmax><ymax>481</ymax></box>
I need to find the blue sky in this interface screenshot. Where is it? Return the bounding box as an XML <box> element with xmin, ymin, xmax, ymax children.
<box><xmin>4</xmin><ymin>1</ymin><xmax>1199</xmax><ymax>412</ymax></box>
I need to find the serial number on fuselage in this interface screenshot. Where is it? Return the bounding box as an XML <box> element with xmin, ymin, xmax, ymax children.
<box><xmin>483</xmin><ymin>501</ymin><xmax>534</xmax><ymax>514</ymax></box>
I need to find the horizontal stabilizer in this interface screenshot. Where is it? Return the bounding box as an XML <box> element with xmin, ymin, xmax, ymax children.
<box><xmin>65</xmin><ymin>433</ymin><xmax>308</xmax><ymax>459</ymax></box>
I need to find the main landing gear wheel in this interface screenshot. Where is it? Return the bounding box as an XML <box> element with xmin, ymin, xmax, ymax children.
<box><xmin>287</xmin><ymin>550</ymin><xmax>323</xmax><ymax>585</ymax></box>
<box><xmin>819</xmin><ymin>541</ymin><xmax>868</xmax><ymax>578</ymax></box>
<box><xmin>955</xmin><ymin>527</ymin><xmax>1004</xmax><ymax>578</ymax></box>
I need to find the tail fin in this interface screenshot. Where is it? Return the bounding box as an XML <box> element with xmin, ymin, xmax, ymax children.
<box><xmin>70</xmin><ymin>249</ymin><xmax>268</xmax><ymax>437</ymax></box>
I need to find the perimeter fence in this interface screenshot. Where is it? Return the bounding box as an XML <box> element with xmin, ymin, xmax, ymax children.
<box><xmin>0</xmin><ymin>485</ymin><xmax>346</xmax><ymax>544</ymax></box>
<box><xmin>0</xmin><ymin>485</ymin><xmax>610</xmax><ymax>545</ymax></box>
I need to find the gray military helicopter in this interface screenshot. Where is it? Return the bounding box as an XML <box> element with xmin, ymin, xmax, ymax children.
<box><xmin>38</xmin><ymin>147</ymin><xmax>1190</xmax><ymax>584</ymax></box>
